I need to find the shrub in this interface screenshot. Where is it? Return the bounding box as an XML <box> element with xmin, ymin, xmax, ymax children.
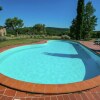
<box><xmin>6</xmin><ymin>34</ymin><xmax>15</xmax><ymax>38</ymax></box>
<box><xmin>61</xmin><ymin>35</ymin><xmax>71</xmax><ymax>39</ymax></box>
<box><xmin>33</xmin><ymin>35</ymin><xmax>40</xmax><ymax>39</ymax></box>
<box><xmin>0</xmin><ymin>36</ymin><xmax>7</xmax><ymax>41</ymax></box>
<box><xmin>33</xmin><ymin>35</ymin><xmax>46</xmax><ymax>39</ymax></box>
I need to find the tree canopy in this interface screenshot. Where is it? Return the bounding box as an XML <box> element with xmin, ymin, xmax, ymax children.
<box><xmin>5</xmin><ymin>17</ymin><xmax>24</xmax><ymax>36</ymax></box>
<box><xmin>33</xmin><ymin>24</ymin><xmax>46</xmax><ymax>35</ymax></box>
<box><xmin>5</xmin><ymin>17</ymin><xmax>24</xmax><ymax>30</ymax></box>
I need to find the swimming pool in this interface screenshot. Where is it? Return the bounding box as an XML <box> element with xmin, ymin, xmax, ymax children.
<box><xmin>0</xmin><ymin>40</ymin><xmax>100</xmax><ymax>84</ymax></box>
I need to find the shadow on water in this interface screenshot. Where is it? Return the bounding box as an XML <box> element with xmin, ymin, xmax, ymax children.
<box><xmin>43</xmin><ymin>42</ymin><xmax>100</xmax><ymax>81</ymax></box>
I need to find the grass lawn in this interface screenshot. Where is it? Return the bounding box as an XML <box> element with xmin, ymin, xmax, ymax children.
<box><xmin>0</xmin><ymin>38</ymin><xmax>44</xmax><ymax>48</ymax></box>
<box><xmin>0</xmin><ymin>35</ymin><xmax>62</xmax><ymax>48</ymax></box>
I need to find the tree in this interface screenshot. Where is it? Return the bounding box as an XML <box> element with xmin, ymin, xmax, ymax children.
<box><xmin>33</xmin><ymin>24</ymin><xmax>46</xmax><ymax>35</ymax></box>
<box><xmin>70</xmin><ymin>0</ymin><xmax>97</xmax><ymax>40</ymax></box>
<box><xmin>75</xmin><ymin>0</ymin><xmax>84</xmax><ymax>40</ymax></box>
<box><xmin>70</xmin><ymin>0</ymin><xmax>84</xmax><ymax>40</ymax></box>
<box><xmin>5</xmin><ymin>17</ymin><xmax>24</xmax><ymax>36</ymax></box>
<box><xmin>83</xmin><ymin>1</ymin><xmax>97</xmax><ymax>38</ymax></box>
<box><xmin>70</xmin><ymin>18</ymin><xmax>77</xmax><ymax>39</ymax></box>
<box><xmin>0</xmin><ymin>6</ymin><xmax>3</xmax><ymax>30</ymax></box>
<box><xmin>0</xmin><ymin>6</ymin><xmax>2</xmax><ymax>11</ymax></box>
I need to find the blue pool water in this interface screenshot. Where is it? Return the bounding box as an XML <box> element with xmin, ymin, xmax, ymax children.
<box><xmin>0</xmin><ymin>40</ymin><xmax>100</xmax><ymax>84</ymax></box>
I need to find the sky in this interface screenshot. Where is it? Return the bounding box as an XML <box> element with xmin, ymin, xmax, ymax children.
<box><xmin>0</xmin><ymin>0</ymin><xmax>100</xmax><ymax>30</ymax></box>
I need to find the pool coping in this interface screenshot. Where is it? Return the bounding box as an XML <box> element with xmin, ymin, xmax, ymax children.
<box><xmin>0</xmin><ymin>40</ymin><xmax>100</xmax><ymax>94</ymax></box>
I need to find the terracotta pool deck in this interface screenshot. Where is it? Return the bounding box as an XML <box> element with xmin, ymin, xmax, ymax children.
<box><xmin>80</xmin><ymin>41</ymin><xmax>100</xmax><ymax>52</ymax></box>
<box><xmin>0</xmin><ymin>85</ymin><xmax>100</xmax><ymax>100</ymax></box>
<box><xmin>0</xmin><ymin>40</ymin><xmax>100</xmax><ymax>100</ymax></box>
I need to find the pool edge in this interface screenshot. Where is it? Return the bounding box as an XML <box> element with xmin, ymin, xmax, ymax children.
<box><xmin>0</xmin><ymin>73</ymin><xmax>100</xmax><ymax>94</ymax></box>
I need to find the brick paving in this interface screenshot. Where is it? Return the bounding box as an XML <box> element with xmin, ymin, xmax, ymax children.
<box><xmin>0</xmin><ymin>85</ymin><xmax>100</xmax><ymax>100</ymax></box>
<box><xmin>80</xmin><ymin>41</ymin><xmax>100</xmax><ymax>51</ymax></box>
<box><xmin>0</xmin><ymin>40</ymin><xmax>100</xmax><ymax>100</ymax></box>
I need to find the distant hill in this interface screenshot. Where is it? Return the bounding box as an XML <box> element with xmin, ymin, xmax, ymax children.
<box><xmin>6</xmin><ymin>26</ymin><xmax>69</xmax><ymax>36</ymax></box>
<box><xmin>46</xmin><ymin>27</ymin><xmax>69</xmax><ymax>36</ymax></box>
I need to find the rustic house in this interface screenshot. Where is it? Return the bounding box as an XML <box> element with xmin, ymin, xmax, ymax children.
<box><xmin>0</xmin><ymin>27</ymin><xmax>7</xmax><ymax>36</ymax></box>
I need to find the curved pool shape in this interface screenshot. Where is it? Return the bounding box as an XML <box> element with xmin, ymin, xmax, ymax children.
<box><xmin>0</xmin><ymin>40</ymin><xmax>100</xmax><ymax>84</ymax></box>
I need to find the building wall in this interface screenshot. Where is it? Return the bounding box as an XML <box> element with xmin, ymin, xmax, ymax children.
<box><xmin>0</xmin><ymin>28</ymin><xmax>7</xmax><ymax>36</ymax></box>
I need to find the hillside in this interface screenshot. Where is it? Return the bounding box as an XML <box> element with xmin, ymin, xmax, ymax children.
<box><xmin>46</xmin><ymin>27</ymin><xmax>69</xmax><ymax>36</ymax></box>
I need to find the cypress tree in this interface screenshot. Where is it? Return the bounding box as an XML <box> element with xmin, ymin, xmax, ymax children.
<box><xmin>76</xmin><ymin>0</ymin><xmax>84</xmax><ymax>40</ymax></box>
<box><xmin>70</xmin><ymin>19</ymin><xmax>77</xmax><ymax>39</ymax></box>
